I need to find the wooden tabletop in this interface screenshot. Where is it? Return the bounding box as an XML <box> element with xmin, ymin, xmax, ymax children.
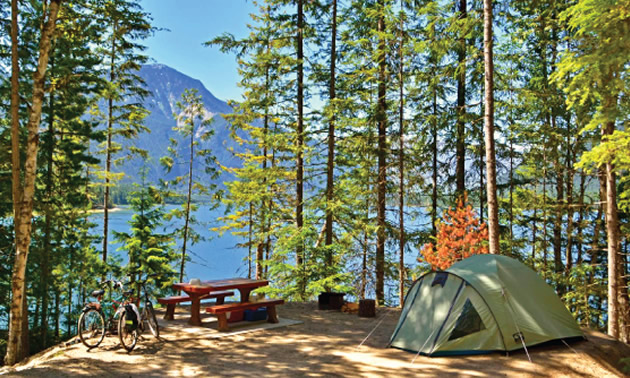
<box><xmin>173</xmin><ymin>278</ymin><xmax>268</xmax><ymax>294</ymax></box>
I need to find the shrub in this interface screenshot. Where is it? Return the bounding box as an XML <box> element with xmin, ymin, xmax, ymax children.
<box><xmin>419</xmin><ymin>194</ymin><xmax>489</xmax><ymax>270</ymax></box>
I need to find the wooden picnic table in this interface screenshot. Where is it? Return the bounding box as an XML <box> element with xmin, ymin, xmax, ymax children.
<box><xmin>172</xmin><ymin>278</ymin><xmax>268</xmax><ymax>326</ymax></box>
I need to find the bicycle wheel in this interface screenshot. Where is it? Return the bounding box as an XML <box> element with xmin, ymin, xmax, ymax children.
<box><xmin>144</xmin><ymin>302</ymin><xmax>160</xmax><ymax>338</ymax></box>
<box><xmin>78</xmin><ymin>308</ymin><xmax>105</xmax><ymax>348</ymax></box>
<box><xmin>118</xmin><ymin>309</ymin><xmax>138</xmax><ymax>352</ymax></box>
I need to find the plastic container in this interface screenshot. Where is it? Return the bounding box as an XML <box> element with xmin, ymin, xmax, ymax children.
<box><xmin>244</xmin><ymin>308</ymin><xmax>267</xmax><ymax>321</ymax></box>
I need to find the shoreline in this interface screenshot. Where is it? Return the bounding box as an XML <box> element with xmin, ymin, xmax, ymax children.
<box><xmin>87</xmin><ymin>206</ymin><xmax>126</xmax><ymax>214</ymax></box>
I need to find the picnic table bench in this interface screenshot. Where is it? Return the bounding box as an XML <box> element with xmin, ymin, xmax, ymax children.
<box><xmin>157</xmin><ymin>290</ymin><xmax>234</xmax><ymax>321</ymax></box>
<box><xmin>172</xmin><ymin>278</ymin><xmax>271</xmax><ymax>326</ymax></box>
<box><xmin>206</xmin><ymin>299</ymin><xmax>285</xmax><ymax>332</ymax></box>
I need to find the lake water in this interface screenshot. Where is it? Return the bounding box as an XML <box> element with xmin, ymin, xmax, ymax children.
<box><xmin>89</xmin><ymin>204</ymin><xmax>423</xmax><ymax>305</ymax></box>
<box><xmin>89</xmin><ymin>205</ymin><xmax>250</xmax><ymax>281</ymax></box>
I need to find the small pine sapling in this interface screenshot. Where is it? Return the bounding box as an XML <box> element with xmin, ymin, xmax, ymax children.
<box><xmin>420</xmin><ymin>194</ymin><xmax>489</xmax><ymax>270</ymax></box>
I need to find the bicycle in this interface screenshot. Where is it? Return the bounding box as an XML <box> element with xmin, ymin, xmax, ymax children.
<box><xmin>118</xmin><ymin>274</ymin><xmax>160</xmax><ymax>352</ymax></box>
<box><xmin>77</xmin><ymin>279</ymin><xmax>134</xmax><ymax>349</ymax></box>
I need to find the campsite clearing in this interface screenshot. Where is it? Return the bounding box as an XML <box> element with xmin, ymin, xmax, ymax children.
<box><xmin>1</xmin><ymin>302</ymin><xmax>628</xmax><ymax>377</ymax></box>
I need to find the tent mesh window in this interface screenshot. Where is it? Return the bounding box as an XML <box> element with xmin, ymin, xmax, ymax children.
<box><xmin>431</xmin><ymin>272</ymin><xmax>448</xmax><ymax>287</ymax></box>
<box><xmin>448</xmin><ymin>299</ymin><xmax>486</xmax><ymax>341</ymax></box>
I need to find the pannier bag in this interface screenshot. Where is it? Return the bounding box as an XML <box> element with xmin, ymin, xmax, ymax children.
<box><xmin>124</xmin><ymin>303</ymin><xmax>140</xmax><ymax>330</ymax></box>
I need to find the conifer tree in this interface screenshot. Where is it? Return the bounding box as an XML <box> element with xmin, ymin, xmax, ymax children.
<box><xmin>6</xmin><ymin>0</ymin><xmax>62</xmax><ymax>366</ymax></box>
<box><xmin>325</xmin><ymin>0</ymin><xmax>338</xmax><ymax>277</ymax></box>
<box><xmin>114</xmin><ymin>170</ymin><xmax>177</xmax><ymax>292</ymax></box>
<box><xmin>482</xmin><ymin>0</ymin><xmax>499</xmax><ymax>255</ymax></box>
<box><xmin>455</xmin><ymin>0</ymin><xmax>468</xmax><ymax>196</ymax></box>
<box><xmin>555</xmin><ymin>0</ymin><xmax>630</xmax><ymax>341</ymax></box>
<box><xmin>296</xmin><ymin>0</ymin><xmax>306</xmax><ymax>300</ymax></box>
<box><xmin>375</xmin><ymin>0</ymin><xmax>389</xmax><ymax>306</ymax></box>
<box><xmin>95</xmin><ymin>0</ymin><xmax>152</xmax><ymax>266</ymax></box>
<box><xmin>161</xmin><ymin>89</ymin><xmax>219</xmax><ymax>283</ymax></box>
<box><xmin>33</xmin><ymin>1</ymin><xmax>103</xmax><ymax>348</ymax></box>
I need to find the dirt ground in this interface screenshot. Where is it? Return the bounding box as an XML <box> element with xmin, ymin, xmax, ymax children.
<box><xmin>1</xmin><ymin>302</ymin><xmax>629</xmax><ymax>377</ymax></box>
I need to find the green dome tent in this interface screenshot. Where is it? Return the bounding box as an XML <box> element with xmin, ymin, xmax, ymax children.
<box><xmin>390</xmin><ymin>254</ymin><xmax>583</xmax><ymax>356</ymax></box>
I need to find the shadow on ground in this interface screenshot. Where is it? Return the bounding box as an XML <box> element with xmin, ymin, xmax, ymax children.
<box><xmin>2</xmin><ymin>302</ymin><xmax>629</xmax><ymax>377</ymax></box>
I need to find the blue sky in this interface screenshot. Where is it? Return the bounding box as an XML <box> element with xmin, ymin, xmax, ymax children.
<box><xmin>139</xmin><ymin>0</ymin><xmax>258</xmax><ymax>102</ymax></box>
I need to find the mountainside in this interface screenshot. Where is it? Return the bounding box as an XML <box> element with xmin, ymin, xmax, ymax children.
<box><xmin>117</xmin><ymin>64</ymin><xmax>237</xmax><ymax>186</ymax></box>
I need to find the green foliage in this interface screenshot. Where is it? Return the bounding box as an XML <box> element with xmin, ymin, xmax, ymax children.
<box><xmin>113</xmin><ymin>170</ymin><xmax>177</xmax><ymax>292</ymax></box>
<box><xmin>90</xmin><ymin>0</ymin><xmax>153</xmax><ymax>212</ymax></box>
<box><xmin>560</xmin><ymin>264</ymin><xmax>607</xmax><ymax>329</ymax></box>
<box><xmin>0</xmin><ymin>0</ymin><xmax>158</xmax><ymax>363</ymax></box>
<box><xmin>556</xmin><ymin>0</ymin><xmax>630</xmax><ymax>173</ymax></box>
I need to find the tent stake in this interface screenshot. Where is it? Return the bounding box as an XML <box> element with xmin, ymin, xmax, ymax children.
<box><xmin>502</xmin><ymin>287</ymin><xmax>532</xmax><ymax>363</ymax></box>
<box><xmin>518</xmin><ymin>332</ymin><xmax>532</xmax><ymax>363</ymax></box>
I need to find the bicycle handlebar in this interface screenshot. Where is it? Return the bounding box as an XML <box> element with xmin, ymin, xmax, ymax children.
<box><xmin>99</xmin><ymin>279</ymin><xmax>124</xmax><ymax>291</ymax></box>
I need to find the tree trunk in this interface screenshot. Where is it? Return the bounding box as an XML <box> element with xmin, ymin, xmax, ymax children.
<box><xmin>478</xmin><ymin>91</ymin><xmax>484</xmax><ymax>223</ymax></box>
<box><xmin>565</xmin><ymin>117</ymin><xmax>575</xmax><ymax>276</ymax></box>
<box><xmin>103</xmin><ymin>18</ymin><xmax>118</xmax><ymax>267</ymax></box>
<box><xmin>375</xmin><ymin>0</ymin><xmax>388</xmax><ymax>305</ymax></box>
<box><xmin>180</xmin><ymin>114</ymin><xmax>195</xmax><ymax>284</ymax></box>
<box><xmin>483</xmin><ymin>0</ymin><xmax>499</xmax><ymax>255</ymax></box>
<box><xmin>603</xmin><ymin>118</ymin><xmax>620</xmax><ymax>339</ymax></box>
<box><xmin>397</xmin><ymin>0</ymin><xmax>406</xmax><ymax>307</ymax></box>
<box><xmin>542</xmin><ymin>145</ymin><xmax>548</xmax><ymax>270</ymax></box>
<box><xmin>361</xmin><ymin>197</ymin><xmax>369</xmax><ymax>300</ymax></box>
<box><xmin>19</xmin><ymin>294</ymin><xmax>29</xmax><ymax>362</ymax></box>
<box><xmin>41</xmin><ymin>68</ymin><xmax>56</xmax><ymax>348</ymax></box>
<box><xmin>531</xmin><ymin>186</ymin><xmax>537</xmax><ymax>261</ymax></box>
<box><xmin>552</xmin><ymin>117</ymin><xmax>564</xmax><ymax>275</ymax></box>
<box><xmin>585</xmin><ymin>167</ymin><xmax>606</xmax><ymax>328</ymax></box>
<box><xmin>620</xmin><ymin>239</ymin><xmax>630</xmax><ymax>342</ymax></box>
<box><xmin>257</xmin><ymin>30</ymin><xmax>271</xmax><ymax>282</ymax></box>
<box><xmin>455</xmin><ymin>0</ymin><xmax>467</xmax><ymax>196</ymax></box>
<box><xmin>255</xmin><ymin>242</ymin><xmax>264</xmax><ymax>280</ymax></box>
<box><xmin>248</xmin><ymin>202</ymin><xmax>253</xmax><ymax>279</ymax></box>
<box><xmin>265</xmin><ymin>126</ymin><xmax>277</xmax><ymax>278</ymax></box>
<box><xmin>576</xmin><ymin>168</ymin><xmax>586</xmax><ymax>265</ymax></box>
<box><xmin>54</xmin><ymin>291</ymin><xmax>60</xmax><ymax>340</ymax></box>
<box><xmin>8</xmin><ymin>0</ymin><xmax>22</xmax><ymax>362</ymax></box>
<box><xmin>509</xmin><ymin>137</ymin><xmax>514</xmax><ymax>256</ymax></box>
<box><xmin>325</xmin><ymin>0</ymin><xmax>337</xmax><ymax>268</ymax></box>
<box><xmin>66</xmin><ymin>284</ymin><xmax>72</xmax><ymax>337</ymax></box>
<box><xmin>431</xmin><ymin>86</ymin><xmax>438</xmax><ymax>238</ymax></box>
<box><xmin>6</xmin><ymin>0</ymin><xmax>61</xmax><ymax>366</ymax></box>
<box><xmin>296</xmin><ymin>0</ymin><xmax>305</xmax><ymax>300</ymax></box>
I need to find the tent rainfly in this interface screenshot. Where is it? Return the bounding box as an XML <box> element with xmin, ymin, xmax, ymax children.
<box><xmin>390</xmin><ymin>254</ymin><xmax>584</xmax><ymax>356</ymax></box>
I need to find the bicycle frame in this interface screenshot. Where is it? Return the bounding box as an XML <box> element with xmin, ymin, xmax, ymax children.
<box><xmin>80</xmin><ymin>281</ymin><xmax>129</xmax><ymax>332</ymax></box>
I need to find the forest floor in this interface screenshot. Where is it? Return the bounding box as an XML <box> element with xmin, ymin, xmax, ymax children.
<box><xmin>1</xmin><ymin>302</ymin><xmax>629</xmax><ymax>377</ymax></box>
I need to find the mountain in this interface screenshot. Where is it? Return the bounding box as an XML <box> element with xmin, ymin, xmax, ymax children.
<box><xmin>116</xmin><ymin>64</ymin><xmax>238</xmax><ymax>186</ymax></box>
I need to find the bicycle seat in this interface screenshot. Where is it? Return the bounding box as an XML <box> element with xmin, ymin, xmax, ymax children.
<box><xmin>123</xmin><ymin>289</ymin><xmax>134</xmax><ymax>297</ymax></box>
<box><xmin>91</xmin><ymin>289</ymin><xmax>105</xmax><ymax>298</ymax></box>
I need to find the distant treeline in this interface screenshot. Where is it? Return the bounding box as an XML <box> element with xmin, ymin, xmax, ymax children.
<box><xmin>90</xmin><ymin>184</ymin><xmax>212</xmax><ymax>207</ymax></box>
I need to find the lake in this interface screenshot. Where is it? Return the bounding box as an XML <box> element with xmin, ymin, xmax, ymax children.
<box><xmin>89</xmin><ymin>205</ymin><xmax>250</xmax><ymax>281</ymax></box>
<box><xmin>89</xmin><ymin>204</ymin><xmax>423</xmax><ymax>305</ymax></box>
